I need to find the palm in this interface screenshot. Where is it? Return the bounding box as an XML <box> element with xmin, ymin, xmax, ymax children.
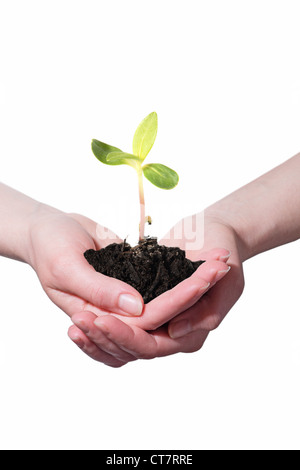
<box><xmin>29</xmin><ymin>212</ymin><xmax>122</xmax><ymax>318</ymax></box>
<box><xmin>68</xmin><ymin>215</ymin><xmax>242</xmax><ymax>367</ymax></box>
<box><xmin>160</xmin><ymin>215</ymin><xmax>245</xmax><ymax>334</ymax></box>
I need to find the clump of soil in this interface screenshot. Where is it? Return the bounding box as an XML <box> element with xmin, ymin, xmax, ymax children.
<box><xmin>84</xmin><ymin>238</ymin><xmax>204</xmax><ymax>303</ymax></box>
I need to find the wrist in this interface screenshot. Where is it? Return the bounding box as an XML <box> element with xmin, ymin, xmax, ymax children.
<box><xmin>206</xmin><ymin>154</ymin><xmax>300</xmax><ymax>262</ymax></box>
<box><xmin>204</xmin><ymin>203</ymin><xmax>254</xmax><ymax>263</ymax></box>
<box><xmin>0</xmin><ymin>184</ymin><xmax>40</xmax><ymax>263</ymax></box>
<box><xmin>26</xmin><ymin>202</ymin><xmax>64</xmax><ymax>268</ymax></box>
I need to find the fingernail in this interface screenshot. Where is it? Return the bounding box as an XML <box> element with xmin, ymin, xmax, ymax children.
<box><xmin>219</xmin><ymin>250</ymin><xmax>231</xmax><ymax>261</ymax></box>
<box><xmin>169</xmin><ymin>320</ymin><xmax>192</xmax><ymax>339</ymax></box>
<box><xmin>72</xmin><ymin>318</ymin><xmax>89</xmax><ymax>334</ymax></box>
<box><xmin>215</xmin><ymin>265</ymin><xmax>231</xmax><ymax>281</ymax></box>
<box><xmin>200</xmin><ymin>282</ymin><xmax>211</xmax><ymax>292</ymax></box>
<box><xmin>118</xmin><ymin>294</ymin><xmax>143</xmax><ymax>316</ymax></box>
<box><xmin>70</xmin><ymin>335</ymin><xmax>84</xmax><ymax>349</ymax></box>
<box><xmin>94</xmin><ymin>318</ymin><xmax>109</xmax><ymax>334</ymax></box>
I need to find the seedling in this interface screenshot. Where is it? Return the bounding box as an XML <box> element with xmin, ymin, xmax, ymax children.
<box><xmin>91</xmin><ymin>112</ymin><xmax>179</xmax><ymax>240</ymax></box>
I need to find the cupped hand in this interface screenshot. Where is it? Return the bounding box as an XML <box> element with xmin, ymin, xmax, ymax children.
<box><xmin>164</xmin><ymin>214</ymin><xmax>245</xmax><ymax>338</ymax></box>
<box><xmin>68</xmin><ymin>242</ymin><xmax>234</xmax><ymax>367</ymax></box>
<box><xmin>69</xmin><ymin>212</ymin><xmax>245</xmax><ymax>367</ymax></box>
<box><xmin>27</xmin><ymin>207</ymin><xmax>145</xmax><ymax>321</ymax></box>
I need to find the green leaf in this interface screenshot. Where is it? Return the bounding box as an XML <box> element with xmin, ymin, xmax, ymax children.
<box><xmin>142</xmin><ymin>163</ymin><xmax>179</xmax><ymax>189</ymax></box>
<box><xmin>91</xmin><ymin>139</ymin><xmax>123</xmax><ymax>165</ymax></box>
<box><xmin>132</xmin><ymin>112</ymin><xmax>158</xmax><ymax>161</ymax></box>
<box><xmin>106</xmin><ymin>151</ymin><xmax>141</xmax><ymax>168</ymax></box>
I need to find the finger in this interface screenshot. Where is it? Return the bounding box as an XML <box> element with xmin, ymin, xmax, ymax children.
<box><xmin>68</xmin><ymin>324</ymin><xmax>127</xmax><ymax>368</ymax></box>
<box><xmin>151</xmin><ymin>327</ymin><xmax>210</xmax><ymax>356</ymax></box>
<box><xmin>94</xmin><ymin>315</ymin><xmax>159</xmax><ymax>360</ymax></box>
<box><xmin>168</xmin><ymin>290</ymin><xmax>226</xmax><ymax>338</ymax></box>
<box><xmin>168</xmin><ymin>265</ymin><xmax>244</xmax><ymax>338</ymax></box>
<box><xmin>94</xmin><ymin>315</ymin><xmax>210</xmax><ymax>358</ymax></box>
<box><xmin>48</xmin><ymin>248</ymin><xmax>230</xmax><ymax>319</ymax></box>
<box><xmin>178</xmin><ymin>247</ymin><xmax>231</xmax><ymax>262</ymax></box>
<box><xmin>71</xmin><ymin>311</ymin><xmax>138</xmax><ymax>363</ymax></box>
<box><xmin>199</xmin><ymin>247</ymin><xmax>231</xmax><ymax>262</ymax></box>
<box><xmin>118</xmin><ymin>259</ymin><xmax>231</xmax><ymax>331</ymax></box>
<box><xmin>159</xmin><ymin>225</ymin><xmax>231</xmax><ymax>260</ymax></box>
<box><xmin>51</xmin><ymin>248</ymin><xmax>144</xmax><ymax>317</ymax></box>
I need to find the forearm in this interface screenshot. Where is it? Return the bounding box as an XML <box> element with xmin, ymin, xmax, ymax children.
<box><xmin>0</xmin><ymin>183</ymin><xmax>58</xmax><ymax>263</ymax></box>
<box><xmin>206</xmin><ymin>153</ymin><xmax>300</xmax><ymax>261</ymax></box>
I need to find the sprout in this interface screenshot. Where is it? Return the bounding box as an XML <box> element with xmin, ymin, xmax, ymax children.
<box><xmin>91</xmin><ymin>112</ymin><xmax>179</xmax><ymax>240</ymax></box>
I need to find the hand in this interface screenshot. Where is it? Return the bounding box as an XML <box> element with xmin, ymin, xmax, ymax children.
<box><xmin>164</xmin><ymin>213</ymin><xmax>245</xmax><ymax>337</ymax></box>
<box><xmin>69</xmin><ymin>153</ymin><xmax>299</xmax><ymax>367</ymax></box>
<box><xmin>69</xmin><ymin>245</ymin><xmax>233</xmax><ymax>367</ymax></box>
<box><xmin>27</xmin><ymin>207</ymin><xmax>145</xmax><ymax>324</ymax></box>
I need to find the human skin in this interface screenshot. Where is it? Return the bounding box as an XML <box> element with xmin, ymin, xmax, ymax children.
<box><xmin>0</xmin><ymin>183</ymin><xmax>231</xmax><ymax>368</ymax></box>
<box><xmin>70</xmin><ymin>255</ymin><xmax>231</xmax><ymax>366</ymax></box>
<box><xmin>1</xmin><ymin>153</ymin><xmax>299</xmax><ymax>367</ymax></box>
<box><xmin>69</xmin><ymin>153</ymin><xmax>300</xmax><ymax>366</ymax></box>
<box><xmin>0</xmin><ymin>183</ymin><xmax>230</xmax><ymax>368</ymax></box>
<box><xmin>0</xmin><ymin>183</ymin><xmax>146</xmax><ymax>320</ymax></box>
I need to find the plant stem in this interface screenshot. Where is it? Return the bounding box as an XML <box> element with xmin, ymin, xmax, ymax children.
<box><xmin>137</xmin><ymin>167</ymin><xmax>145</xmax><ymax>241</ymax></box>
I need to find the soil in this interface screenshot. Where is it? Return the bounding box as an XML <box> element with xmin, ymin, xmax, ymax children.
<box><xmin>84</xmin><ymin>238</ymin><xmax>205</xmax><ymax>303</ymax></box>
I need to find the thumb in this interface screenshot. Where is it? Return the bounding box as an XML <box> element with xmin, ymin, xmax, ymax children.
<box><xmin>53</xmin><ymin>249</ymin><xmax>144</xmax><ymax>317</ymax></box>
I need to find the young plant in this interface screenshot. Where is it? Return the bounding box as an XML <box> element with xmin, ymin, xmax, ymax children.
<box><xmin>91</xmin><ymin>112</ymin><xmax>179</xmax><ymax>241</ymax></box>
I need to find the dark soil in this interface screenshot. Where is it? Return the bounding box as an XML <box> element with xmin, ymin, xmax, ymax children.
<box><xmin>84</xmin><ymin>238</ymin><xmax>205</xmax><ymax>303</ymax></box>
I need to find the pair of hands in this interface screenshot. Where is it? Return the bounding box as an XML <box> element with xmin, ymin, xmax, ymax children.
<box><xmin>29</xmin><ymin>210</ymin><xmax>244</xmax><ymax>367</ymax></box>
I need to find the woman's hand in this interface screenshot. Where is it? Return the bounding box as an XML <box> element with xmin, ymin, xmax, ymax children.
<box><xmin>68</xmin><ymin>240</ymin><xmax>234</xmax><ymax>367</ymax></box>
<box><xmin>27</xmin><ymin>208</ymin><xmax>145</xmax><ymax>320</ymax></box>
<box><xmin>164</xmin><ymin>214</ymin><xmax>245</xmax><ymax>338</ymax></box>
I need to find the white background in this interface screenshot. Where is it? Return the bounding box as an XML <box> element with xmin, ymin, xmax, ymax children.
<box><xmin>0</xmin><ymin>0</ymin><xmax>299</xmax><ymax>450</ymax></box>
